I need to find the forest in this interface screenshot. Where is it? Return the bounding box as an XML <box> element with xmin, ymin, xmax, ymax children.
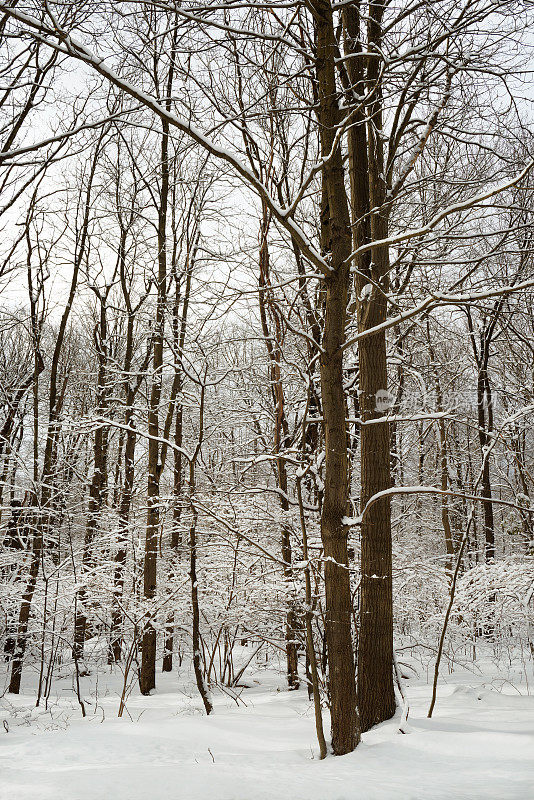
<box><xmin>0</xmin><ymin>1</ymin><xmax>533</xmax><ymax>798</ymax></box>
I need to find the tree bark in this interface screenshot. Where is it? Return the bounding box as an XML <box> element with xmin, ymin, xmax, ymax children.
<box><xmin>350</xmin><ymin>0</ymin><xmax>395</xmax><ymax>732</ymax></box>
<box><xmin>163</xmin><ymin>223</ymin><xmax>195</xmax><ymax>672</ymax></box>
<box><xmin>314</xmin><ymin>0</ymin><xmax>360</xmax><ymax>755</ymax></box>
<box><xmin>257</xmin><ymin>205</ymin><xmax>299</xmax><ymax>690</ymax></box>
<box><xmin>73</xmin><ymin>295</ymin><xmax>110</xmax><ymax>662</ymax></box>
<box><xmin>139</xmin><ymin>124</ymin><xmax>168</xmax><ymax>693</ymax></box>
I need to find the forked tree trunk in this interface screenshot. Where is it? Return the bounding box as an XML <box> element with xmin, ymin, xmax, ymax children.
<box><xmin>466</xmin><ymin>304</ymin><xmax>503</xmax><ymax>564</ymax></box>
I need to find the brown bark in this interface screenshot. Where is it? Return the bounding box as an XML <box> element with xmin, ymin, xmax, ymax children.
<box><xmin>313</xmin><ymin>0</ymin><xmax>360</xmax><ymax>755</ymax></box>
<box><xmin>345</xmin><ymin>0</ymin><xmax>395</xmax><ymax>732</ymax></box>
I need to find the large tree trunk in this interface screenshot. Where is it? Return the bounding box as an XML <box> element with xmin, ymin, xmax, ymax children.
<box><xmin>314</xmin><ymin>0</ymin><xmax>360</xmax><ymax>755</ymax></box>
<box><xmin>347</xmin><ymin>0</ymin><xmax>395</xmax><ymax>733</ymax></box>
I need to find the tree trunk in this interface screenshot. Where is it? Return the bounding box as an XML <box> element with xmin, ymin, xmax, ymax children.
<box><xmin>110</xmin><ymin>221</ymin><xmax>147</xmax><ymax>663</ymax></box>
<box><xmin>74</xmin><ymin>297</ymin><xmax>109</xmax><ymax>662</ymax></box>
<box><xmin>139</xmin><ymin>136</ymin><xmax>168</xmax><ymax>692</ymax></box>
<box><xmin>350</xmin><ymin>0</ymin><xmax>395</xmax><ymax>733</ymax></box>
<box><xmin>426</xmin><ymin>327</ymin><xmax>455</xmax><ymax>577</ymax></box>
<box><xmin>314</xmin><ymin>0</ymin><xmax>360</xmax><ymax>755</ymax></box>
<box><xmin>189</xmin><ymin>383</ymin><xmax>212</xmax><ymax>714</ymax></box>
<box><xmin>477</xmin><ymin>366</ymin><xmax>495</xmax><ymax>561</ymax></box>
<box><xmin>163</xmin><ymin>225</ymin><xmax>195</xmax><ymax>672</ymax></box>
<box><xmin>139</xmin><ymin>39</ymin><xmax>177</xmax><ymax>692</ymax></box>
<box><xmin>258</xmin><ymin>205</ymin><xmax>299</xmax><ymax>690</ymax></box>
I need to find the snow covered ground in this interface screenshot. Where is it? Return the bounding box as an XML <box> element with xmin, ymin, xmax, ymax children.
<box><xmin>1</xmin><ymin>662</ymin><xmax>533</xmax><ymax>800</ymax></box>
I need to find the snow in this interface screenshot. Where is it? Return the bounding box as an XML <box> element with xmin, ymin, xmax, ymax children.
<box><xmin>1</xmin><ymin>665</ymin><xmax>533</xmax><ymax>800</ymax></box>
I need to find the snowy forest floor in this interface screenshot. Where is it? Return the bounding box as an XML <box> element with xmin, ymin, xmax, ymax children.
<box><xmin>1</xmin><ymin>656</ymin><xmax>533</xmax><ymax>800</ymax></box>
